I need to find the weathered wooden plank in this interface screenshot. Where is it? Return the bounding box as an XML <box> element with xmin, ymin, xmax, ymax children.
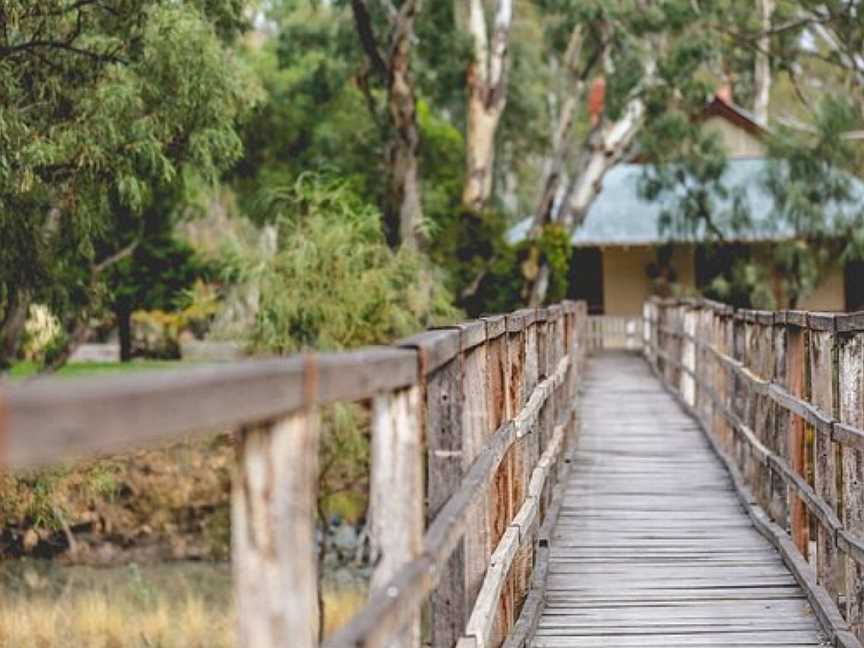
<box><xmin>370</xmin><ymin>387</ymin><xmax>424</xmax><ymax>648</ymax></box>
<box><xmin>4</xmin><ymin>349</ymin><xmax>417</xmax><ymax>467</ymax></box>
<box><xmin>426</xmin><ymin>353</ymin><xmax>467</xmax><ymax>648</ymax></box>
<box><xmin>232</xmin><ymin>410</ymin><xmax>320</xmax><ymax>648</ymax></box>
<box><xmin>810</xmin><ymin>329</ymin><xmax>842</xmax><ymax>602</ymax></box>
<box><xmin>839</xmin><ymin>332</ymin><xmax>864</xmax><ymax>639</ymax></box>
<box><xmin>786</xmin><ymin>326</ymin><xmax>809</xmax><ymax>557</ymax></box>
<box><xmin>464</xmin><ymin>341</ymin><xmax>493</xmax><ymax>617</ymax></box>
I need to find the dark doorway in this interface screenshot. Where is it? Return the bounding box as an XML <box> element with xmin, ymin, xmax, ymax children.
<box><xmin>695</xmin><ymin>244</ymin><xmax>754</xmax><ymax>308</ymax></box>
<box><xmin>569</xmin><ymin>247</ymin><xmax>604</xmax><ymax>314</ymax></box>
<box><xmin>846</xmin><ymin>262</ymin><xmax>864</xmax><ymax>312</ymax></box>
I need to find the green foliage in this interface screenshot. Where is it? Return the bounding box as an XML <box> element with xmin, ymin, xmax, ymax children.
<box><xmin>538</xmin><ymin>224</ymin><xmax>574</xmax><ymax>303</ymax></box>
<box><xmin>0</xmin><ymin>0</ymin><xmax>257</xmax><ymax>366</ymax></box>
<box><xmin>238</xmin><ymin>174</ymin><xmax>458</xmax><ymax>353</ymax></box>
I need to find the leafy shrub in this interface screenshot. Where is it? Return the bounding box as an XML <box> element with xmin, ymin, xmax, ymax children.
<box><xmin>241</xmin><ymin>174</ymin><xmax>458</xmax><ymax>353</ymax></box>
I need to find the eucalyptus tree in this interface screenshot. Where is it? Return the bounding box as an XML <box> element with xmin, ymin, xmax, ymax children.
<box><xmin>461</xmin><ymin>0</ymin><xmax>515</xmax><ymax>214</ymax></box>
<box><xmin>524</xmin><ymin>0</ymin><xmax>672</xmax><ymax>305</ymax></box>
<box><xmin>0</xmin><ymin>0</ymin><xmax>256</xmax><ymax>368</ymax></box>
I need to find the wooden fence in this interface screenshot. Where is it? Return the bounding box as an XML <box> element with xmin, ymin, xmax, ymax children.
<box><xmin>0</xmin><ymin>301</ymin><xmax>588</xmax><ymax>648</ymax></box>
<box><xmin>587</xmin><ymin>315</ymin><xmax>642</xmax><ymax>351</ymax></box>
<box><xmin>644</xmin><ymin>298</ymin><xmax>864</xmax><ymax>648</ymax></box>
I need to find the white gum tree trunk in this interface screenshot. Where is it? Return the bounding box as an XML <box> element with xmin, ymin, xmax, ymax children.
<box><xmin>462</xmin><ymin>0</ymin><xmax>514</xmax><ymax>214</ymax></box>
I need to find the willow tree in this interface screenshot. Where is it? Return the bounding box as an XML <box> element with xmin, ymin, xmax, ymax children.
<box><xmin>0</xmin><ymin>1</ymin><xmax>255</xmax><ymax>368</ymax></box>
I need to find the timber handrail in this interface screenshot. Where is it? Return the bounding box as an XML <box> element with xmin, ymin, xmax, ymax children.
<box><xmin>643</xmin><ymin>297</ymin><xmax>864</xmax><ymax>648</ymax></box>
<box><xmin>0</xmin><ymin>300</ymin><xmax>588</xmax><ymax>648</ymax></box>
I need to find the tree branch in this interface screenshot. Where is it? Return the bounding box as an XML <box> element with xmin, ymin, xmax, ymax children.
<box><xmin>350</xmin><ymin>0</ymin><xmax>389</xmax><ymax>82</ymax></box>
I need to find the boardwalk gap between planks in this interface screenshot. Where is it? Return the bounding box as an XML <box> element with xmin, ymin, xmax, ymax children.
<box><xmin>533</xmin><ymin>353</ymin><xmax>827</xmax><ymax>648</ymax></box>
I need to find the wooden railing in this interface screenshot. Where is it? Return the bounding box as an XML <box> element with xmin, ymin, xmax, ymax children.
<box><xmin>587</xmin><ymin>315</ymin><xmax>642</xmax><ymax>351</ymax></box>
<box><xmin>644</xmin><ymin>298</ymin><xmax>864</xmax><ymax>648</ymax></box>
<box><xmin>0</xmin><ymin>301</ymin><xmax>588</xmax><ymax>648</ymax></box>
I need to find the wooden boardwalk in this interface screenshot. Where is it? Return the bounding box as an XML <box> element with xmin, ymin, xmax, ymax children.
<box><xmin>533</xmin><ymin>353</ymin><xmax>826</xmax><ymax>647</ymax></box>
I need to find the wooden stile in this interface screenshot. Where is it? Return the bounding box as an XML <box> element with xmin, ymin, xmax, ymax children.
<box><xmin>232</xmin><ymin>411</ymin><xmax>320</xmax><ymax>648</ymax></box>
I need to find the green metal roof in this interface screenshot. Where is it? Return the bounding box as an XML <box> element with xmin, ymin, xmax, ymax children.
<box><xmin>509</xmin><ymin>158</ymin><xmax>864</xmax><ymax>247</ymax></box>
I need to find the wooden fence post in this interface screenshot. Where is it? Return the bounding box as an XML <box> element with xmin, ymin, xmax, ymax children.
<box><xmin>809</xmin><ymin>315</ymin><xmax>841</xmax><ymax>604</ymax></box>
<box><xmin>420</xmin><ymin>329</ymin><xmax>467</xmax><ymax>648</ymax></box>
<box><xmin>482</xmin><ymin>315</ymin><xmax>514</xmax><ymax>646</ymax></box>
<box><xmin>785</xmin><ymin>317</ymin><xmax>808</xmax><ymax>556</ymax></box>
<box><xmin>370</xmin><ymin>386</ymin><xmax>424</xmax><ymax>648</ymax></box>
<box><xmin>232</xmin><ymin>410</ymin><xmax>320</xmax><ymax>648</ymax></box>
<box><xmin>682</xmin><ymin>306</ymin><xmax>697</xmax><ymax>409</ymax></box>
<box><xmin>463</xmin><ymin>326</ymin><xmax>494</xmax><ymax>632</ymax></box>
<box><xmin>838</xmin><ymin>323</ymin><xmax>864</xmax><ymax>638</ymax></box>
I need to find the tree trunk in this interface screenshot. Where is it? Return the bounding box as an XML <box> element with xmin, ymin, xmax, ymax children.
<box><xmin>461</xmin><ymin>0</ymin><xmax>513</xmax><ymax>215</ymax></box>
<box><xmin>530</xmin><ymin>26</ymin><xmax>586</xmax><ymax>236</ymax></box>
<box><xmin>753</xmin><ymin>0</ymin><xmax>774</xmax><ymax>126</ymax></box>
<box><xmin>387</xmin><ymin>1</ymin><xmax>424</xmax><ymax>250</ymax></box>
<box><xmin>350</xmin><ymin>0</ymin><xmax>424</xmax><ymax>250</ymax></box>
<box><xmin>0</xmin><ymin>289</ymin><xmax>29</xmax><ymax>370</ymax></box>
<box><xmin>117</xmin><ymin>304</ymin><xmax>133</xmax><ymax>362</ymax></box>
<box><xmin>527</xmin><ymin>95</ymin><xmax>646</xmax><ymax>307</ymax></box>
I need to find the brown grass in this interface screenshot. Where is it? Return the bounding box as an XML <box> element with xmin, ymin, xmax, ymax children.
<box><xmin>0</xmin><ymin>562</ymin><xmax>366</xmax><ymax>647</ymax></box>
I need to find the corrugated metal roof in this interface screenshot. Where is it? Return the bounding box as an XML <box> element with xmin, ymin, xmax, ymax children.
<box><xmin>509</xmin><ymin>158</ymin><xmax>864</xmax><ymax>247</ymax></box>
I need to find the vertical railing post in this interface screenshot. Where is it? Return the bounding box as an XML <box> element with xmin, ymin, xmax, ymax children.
<box><xmin>413</xmin><ymin>328</ymin><xmax>467</xmax><ymax>648</ymax></box>
<box><xmin>483</xmin><ymin>314</ymin><xmax>514</xmax><ymax>646</ymax></box>
<box><xmin>838</xmin><ymin>318</ymin><xmax>864</xmax><ymax>638</ymax></box>
<box><xmin>809</xmin><ymin>313</ymin><xmax>841</xmax><ymax>605</ymax></box>
<box><xmin>514</xmin><ymin>311</ymin><xmax>539</xmax><ymax>619</ymax></box>
<box><xmin>753</xmin><ymin>312</ymin><xmax>774</xmax><ymax>512</ymax></box>
<box><xmin>369</xmin><ymin>386</ymin><xmax>424</xmax><ymax>648</ymax></box>
<box><xmin>232</xmin><ymin>408</ymin><xmax>320</xmax><ymax>648</ymax></box>
<box><xmin>682</xmin><ymin>304</ymin><xmax>697</xmax><ymax>409</ymax></box>
<box><xmin>784</xmin><ymin>314</ymin><xmax>809</xmax><ymax>557</ymax></box>
<box><xmin>462</xmin><ymin>321</ymin><xmax>495</xmax><ymax>628</ymax></box>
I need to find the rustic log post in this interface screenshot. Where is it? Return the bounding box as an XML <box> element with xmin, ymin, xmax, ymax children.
<box><xmin>681</xmin><ymin>306</ymin><xmax>697</xmax><ymax>409</ymax></box>
<box><xmin>483</xmin><ymin>315</ymin><xmax>514</xmax><ymax>645</ymax></box>
<box><xmin>463</xmin><ymin>327</ymin><xmax>494</xmax><ymax>623</ymax></box>
<box><xmin>643</xmin><ymin>301</ymin><xmax>652</xmax><ymax>366</ymax></box>
<box><xmin>232</xmin><ymin>409</ymin><xmax>320</xmax><ymax>648</ymax></box>
<box><xmin>370</xmin><ymin>386</ymin><xmax>424</xmax><ymax>648</ymax></box>
<box><xmin>754</xmin><ymin>313</ymin><xmax>774</xmax><ymax>512</ymax></box>
<box><xmin>838</xmin><ymin>322</ymin><xmax>864</xmax><ymax>638</ymax></box>
<box><xmin>784</xmin><ymin>316</ymin><xmax>808</xmax><ymax>557</ymax></box>
<box><xmin>508</xmin><ymin>307</ymin><xmax>528</xmax><ymax>632</ymax></box>
<box><xmin>732</xmin><ymin>312</ymin><xmax>748</xmax><ymax>475</ymax></box>
<box><xmin>809</xmin><ymin>314</ymin><xmax>841</xmax><ymax>604</ymax></box>
<box><xmin>419</xmin><ymin>329</ymin><xmax>467</xmax><ymax>648</ymax></box>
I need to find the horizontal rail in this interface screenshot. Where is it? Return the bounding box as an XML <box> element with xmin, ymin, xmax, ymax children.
<box><xmin>1</xmin><ymin>348</ymin><xmax>418</xmax><ymax>467</ymax></box>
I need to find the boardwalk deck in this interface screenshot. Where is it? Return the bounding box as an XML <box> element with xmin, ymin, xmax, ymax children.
<box><xmin>533</xmin><ymin>353</ymin><xmax>826</xmax><ymax>648</ymax></box>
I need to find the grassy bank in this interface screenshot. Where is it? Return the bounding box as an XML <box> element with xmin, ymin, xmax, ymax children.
<box><xmin>0</xmin><ymin>561</ymin><xmax>365</xmax><ymax>647</ymax></box>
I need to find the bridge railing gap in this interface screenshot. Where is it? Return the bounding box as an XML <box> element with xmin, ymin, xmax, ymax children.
<box><xmin>0</xmin><ymin>300</ymin><xmax>588</xmax><ymax>648</ymax></box>
<box><xmin>645</xmin><ymin>297</ymin><xmax>864</xmax><ymax>648</ymax></box>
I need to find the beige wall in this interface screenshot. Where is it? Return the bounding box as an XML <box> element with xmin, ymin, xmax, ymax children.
<box><xmin>599</xmin><ymin>243</ymin><xmax>847</xmax><ymax>315</ymax></box>
<box><xmin>799</xmin><ymin>266</ymin><xmax>846</xmax><ymax>312</ymax></box>
<box><xmin>601</xmin><ymin>245</ymin><xmax>696</xmax><ymax>316</ymax></box>
<box><xmin>703</xmin><ymin>116</ymin><xmax>766</xmax><ymax>159</ymax></box>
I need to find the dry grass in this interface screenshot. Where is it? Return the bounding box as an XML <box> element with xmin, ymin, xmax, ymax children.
<box><xmin>0</xmin><ymin>562</ymin><xmax>366</xmax><ymax>647</ymax></box>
